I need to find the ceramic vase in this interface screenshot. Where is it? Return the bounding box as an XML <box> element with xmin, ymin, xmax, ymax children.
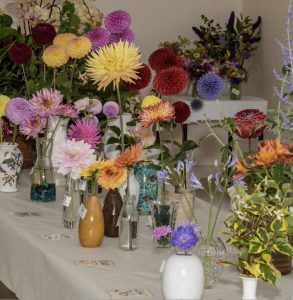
<box><xmin>161</xmin><ymin>253</ymin><xmax>204</xmax><ymax>300</ymax></box>
<box><xmin>241</xmin><ymin>276</ymin><xmax>259</xmax><ymax>300</ymax></box>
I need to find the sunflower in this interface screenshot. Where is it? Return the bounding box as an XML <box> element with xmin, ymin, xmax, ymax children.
<box><xmin>42</xmin><ymin>45</ymin><xmax>69</xmax><ymax>67</ymax></box>
<box><xmin>141</xmin><ymin>95</ymin><xmax>161</xmax><ymax>108</ymax></box>
<box><xmin>86</xmin><ymin>40</ymin><xmax>143</xmax><ymax>90</ymax></box>
<box><xmin>115</xmin><ymin>144</ymin><xmax>143</xmax><ymax>168</ymax></box>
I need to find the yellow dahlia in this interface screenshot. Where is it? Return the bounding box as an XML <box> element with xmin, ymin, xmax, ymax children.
<box><xmin>53</xmin><ymin>33</ymin><xmax>77</xmax><ymax>46</ymax></box>
<box><xmin>141</xmin><ymin>95</ymin><xmax>162</xmax><ymax>108</ymax></box>
<box><xmin>86</xmin><ymin>40</ymin><xmax>143</xmax><ymax>91</ymax></box>
<box><xmin>42</xmin><ymin>45</ymin><xmax>69</xmax><ymax>67</ymax></box>
<box><xmin>0</xmin><ymin>95</ymin><xmax>10</xmax><ymax>117</ymax></box>
<box><xmin>139</xmin><ymin>101</ymin><xmax>175</xmax><ymax>127</ymax></box>
<box><xmin>80</xmin><ymin>158</ymin><xmax>110</xmax><ymax>177</ymax></box>
<box><xmin>65</xmin><ymin>36</ymin><xmax>92</xmax><ymax>59</ymax></box>
<box><xmin>98</xmin><ymin>159</ymin><xmax>127</xmax><ymax>189</ymax></box>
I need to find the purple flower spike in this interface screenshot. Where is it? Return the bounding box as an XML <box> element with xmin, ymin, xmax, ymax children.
<box><xmin>109</xmin><ymin>28</ymin><xmax>134</xmax><ymax>44</ymax></box>
<box><xmin>103</xmin><ymin>101</ymin><xmax>120</xmax><ymax>117</ymax></box>
<box><xmin>86</xmin><ymin>27</ymin><xmax>110</xmax><ymax>50</ymax></box>
<box><xmin>105</xmin><ymin>10</ymin><xmax>131</xmax><ymax>34</ymax></box>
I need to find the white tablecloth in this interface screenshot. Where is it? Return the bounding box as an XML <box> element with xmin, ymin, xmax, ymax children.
<box><xmin>0</xmin><ymin>171</ymin><xmax>292</xmax><ymax>300</ymax></box>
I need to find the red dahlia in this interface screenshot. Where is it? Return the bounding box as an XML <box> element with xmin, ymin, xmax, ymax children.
<box><xmin>233</xmin><ymin>109</ymin><xmax>267</xmax><ymax>139</ymax></box>
<box><xmin>124</xmin><ymin>63</ymin><xmax>151</xmax><ymax>90</ymax></box>
<box><xmin>148</xmin><ymin>47</ymin><xmax>184</xmax><ymax>72</ymax></box>
<box><xmin>8</xmin><ymin>42</ymin><xmax>32</xmax><ymax>64</ymax></box>
<box><xmin>172</xmin><ymin>101</ymin><xmax>191</xmax><ymax>123</ymax></box>
<box><xmin>32</xmin><ymin>23</ymin><xmax>56</xmax><ymax>45</ymax></box>
<box><xmin>153</xmin><ymin>67</ymin><xmax>188</xmax><ymax>96</ymax></box>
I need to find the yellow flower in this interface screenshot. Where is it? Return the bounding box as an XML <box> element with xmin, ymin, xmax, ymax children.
<box><xmin>86</xmin><ymin>40</ymin><xmax>143</xmax><ymax>91</ymax></box>
<box><xmin>141</xmin><ymin>95</ymin><xmax>162</xmax><ymax>108</ymax></box>
<box><xmin>65</xmin><ymin>36</ymin><xmax>92</xmax><ymax>59</ymax></box>
<box><xmin>0</xmin><ymin>95</ymin><xmax>10</xmax><ymax>117</ymax></box>
<box><xmin>80</xmin><ymin>158</ymin><xmax>110</xmax><ymax>177</ymax></box>
<box><xmin>53</xmin><ymin>33</ymin><xmax>77</xmax><ymax>46</ymax></box>
<box><xmin>42</xmin><ymin>45</ymin><xmax>69</xmax><ymax>67</ymax></box>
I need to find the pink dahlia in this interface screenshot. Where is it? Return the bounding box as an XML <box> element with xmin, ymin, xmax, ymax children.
<box><xmin>5</xmin><ymin>97</ymin><xmax>32</xmax><ymax>125</ymax></box>
<box><xmin>105</xmin><ymin>10</ymin><xmax>131</xmax><ymax>34</ymax></box>
<box><xmin>19</xmin><ymin>116</ymin><xmax>46</xmax><ymax>138</ymax></box>
<box><xmin>56</xmin><ymin>104</ymin><xmax>78</xmax><ymax>118</ymax></box>
<box><xmin>67</xmin><ymin>118</ymin><xmax>101</xmax><ymax>149</ymax></box>
<box><xmin>30</xmin><ymin>88</ymin><xmax>63</xmax><ymax>118</ymax></box>
<box><xmin>52</xmin><ymin>139</ymin><xmax>96</xmax><ymax>180</ymax></box>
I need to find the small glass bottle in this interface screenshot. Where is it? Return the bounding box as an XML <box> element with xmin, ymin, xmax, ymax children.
<box><xmin>118</xmin><ymin>195</ymin><xmax>139</xmax><ymax>250</ymax></box>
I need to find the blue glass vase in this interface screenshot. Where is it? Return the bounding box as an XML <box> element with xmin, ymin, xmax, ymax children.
<box><xmin>134</xmin><ymin>162</ymin><xmax>158</xmax><ymax>215</ymax></box>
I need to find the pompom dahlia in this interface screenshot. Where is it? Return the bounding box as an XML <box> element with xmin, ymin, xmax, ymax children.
<box><xmin>0</xmin><ymin>95</ymin><xmax>10</xmax><ymax>117</ymax></box>
<box><xmin>42</xmin><ymin>45</ymin><xmax>69</xmax><ymax>68</ymax></box>
<box><xmin>153</xmin><ymin>67</ymin><xmax>188</xmax><ymax>96</ymax></box>
<box><xmin>53</xmin><ymin>33</ymin><xmax>77</xmax><ymax>46</ymax></box>
<box><xmin>109</xmin><ymin>28</ymin><xmax>134</xmax><ymax>44</ymax></box>
<box><xmin>65</xmin><ymin>36</ymin><xmax>92</xmax><ymax>59</ymax></box>
<box><xmin>124</xmin><ymin>63</ymin><xmax>151</xmax><ymax>90</ymax></box>
<box><xmin>86</xmin><ymin>27</ymin><xmax>110</xmax><ymax>51</ymax></box>
<box><xmin>105</xmin><ymin>10</ymin><xmax>131</xmax><ymax>34</ymax></box>
<box><xmin>148</xmin><ymin>48</ymin><xmax>184</xmax><ymax>72</ymax></box>
<box><xmin>141</xmin><ymin>95</ymin><xmax>161</xmax><ymax>108</ymax></box>
<box><xmin>103</xmin><ymin>101</ymin><xmax>120</xmax><ymax>117</ymax></box>
<box><xmin>67</xmin><ymin>118</ymin><xmax>101</xmax><ymax>149</ymax></box>
<box><xmin>5</xmin><ymin>97</ymin><xmax>32</xmax><ymax>125</ymax></box>
<box><xmin>197</xmin><ymin>74</ymin><xmax>224</xmax><ymax>100</ymax></box>
<box><xmin>19</xmin><ymin>116</ymin><xmax>46</xmax><ymax>138</ymax></box>
<box><xmin>8</xmin><ymin>43</ymin><xmax>32</xmax><ymax>64</ymax></box>
<box><xmin>172</xmin><ymin>101</ymin><xmax>191</xmax><ymax>123</ymax></box>
<box><xmin>32</xmin><ymin>23</ymin><xmax>56</xmax><ymax>45</ymax></box>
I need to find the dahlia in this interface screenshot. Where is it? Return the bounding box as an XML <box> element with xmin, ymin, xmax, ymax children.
<box><xmin>109</xmin><ymin>29</ymin><xmax>134</xmax><ymax>44</ymax></box>
<box><xmin>80</xmin><ymin>158</ymin><xmax>108</xmax><ymax>178</ymax></box>
<box><xmin>8</xmin><ymin>43</ymin><xmax>32</xmax><ymax>64</ymax></box>
<box><xmin>148</xmin><ymin>48</ymin><xmax>184</xmax><ymax>72</ymax></box>
<box><xmin>19</xmin><ymin>116</ymin><xmax>46</xmax><ymax>138</ymax></box>
<box><xmin>124</xmin><ymin>63</ymin><xmax>151</xmax><ymax>90</ymax></box>
<box><xmin>86</xmin><ymin>27</ymin><xmax>110</xmax><ymax>51</ymax></box>
<box><xmin>196</xmin><ymin>74</ymin><xmax>224</xmax><ymax>100</ymax></box>
<box><xmin>42</xmin><ymin>45</ymin><xmax>69</xmax><ymax>68</ymax></box>
<box><xmin>32</xmin><ymin>23</ymin><xmax>56</xmax><ymax>45</ymax></box>
<box><xmin>153</xmin><ymin>67</ymin><xmax>188</xmax><ymax>96</ymax></box>
<box><xmin>141</xmin><ymin>95</ymin><xmax>161</xmax><ymax>108</ymax></box>
<box><xmin>53</xmin><ymin>33</ymin><xmax>77</xmax><ymax>46</ymax></box>
<box><xmin>105</xmin><ymin>10</ymin><xmax>131</xmax><ymax>34</ymax></box>
<box><xmin>5</xmin><ymin>97</ymin><xmax>32</xmax><ymax>125</ymax></box>
<box><xmin>103</xmin><ymin>101</ymin><xmax>120</xmax><ymax>117</ymax></box>
<box><xmin>56</xmin><ymin>104</ymin><xmax>78</xmax><ymax>118</ymax></box>
<box><xmin>172</xmin><ymin>101</ymin><xmax>191</xmax><ymax>124</ymax></box>
<box><xmin>115</xmin><ymin>144</ymin><xmax>143</xmax><ymax>168</ymax></box>
<box><xmin>65</xmin><ymin>36</ymin><xmax>92</xmax><ymax>59</ymax></box>
<box><xmin>0</xmin><ymin>95</ymin><xmax>10</xmax><ymax>117</ymax></box>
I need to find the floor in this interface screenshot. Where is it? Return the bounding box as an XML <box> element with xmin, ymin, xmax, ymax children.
<box><xmin>0</xmin><ymin>281</ymin><xmax>17</xmax><ymax>299</ymax></box>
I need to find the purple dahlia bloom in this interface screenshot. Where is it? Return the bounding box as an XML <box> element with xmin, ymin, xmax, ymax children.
<box><xmin>103</xmin><ymin>101</ymin><xmax>119</xmax><ymax>117</ymax></box>
<box><xmin>86</xmin><ymin>27</ymin><xmax>110</xmax><ymax>50</ymax></box>
<box><xmin>109</xmin><ymin>28</ymin><xmax>134</xmax><ymax>44</ymax></box>
<box><xmin>196</xmin><ymin>74</ymin><xmax>224</xmax><ymax>100</ymax></box>
<box><xmin>105</xmin><ymin>10</ymin><xmax>131</xmax><ymax>34</ymax></box>
<box><xmin>5</xmin><ymin>97</ymin><xmax>32</xmax><ymax>125</ymax></box>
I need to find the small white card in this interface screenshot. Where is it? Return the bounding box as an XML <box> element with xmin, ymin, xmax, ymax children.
<box><xmin>75</xmin><ymin>259</ymin><xmax>115</xmax><ymax>267</ymax></box>
<box><xmin>107</xmin><ymin>288</ymin><xmax>153</xmax><ymax>298</ymax></box>
<box><xmin>232</xmin><ymin>88</ymin><xmax>240</xmax><ymax>96</ymax></box>
<box><xmin>79</xmin><ymin>180</ymin><xmax>87</xmax><ymax>191</ymax></box>
<box><xmin>79</xmin><ymin>203</ymin><xmax>87</xmax><ymax>219</ymax></box>
<box><xmin>9</xmin><ymin>212</ymin><xmax>43</xmax><ymax>217</ymax></box>
<box><xmin>38</xmin><ymin>233</ymin><xmax>73</xmax><ymax>240</ymax></box>
<box><xmin>63</xmin><ymin>195</ymin><xmax>72</xmax><ymax>207</ymax></box>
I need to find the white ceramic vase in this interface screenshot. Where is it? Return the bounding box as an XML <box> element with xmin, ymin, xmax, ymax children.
<box><xmin>241</xmin><ymin>276</ymin><xmax>259</xmax><ymax>300</ymax></box>
<box><xmin>161</xmin><ymin>253</ymin><xmax>204</xmax><ymax>300</ymax></box>
<box><xmin>0</xmin><ymin>143</ymin><xmax>23</xmax><ymax>192</ymax></box>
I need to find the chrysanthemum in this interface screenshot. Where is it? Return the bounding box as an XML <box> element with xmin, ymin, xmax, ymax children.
<box><xmin>19</xmin><ymin>116</ymin><xmax>46</xmax><ymax>138</ymax></box>
<box><xmin>80</xmin><ymin>158</ymin><xmax>109</xmax><ymax>178</ymax></box>
<box><xmin>42</xmin><ymin>45</ymin><xmax>69</xmax><ymax>68</ymax></box>
<box><xmin>148</xmin><ymin>48</ymin><xmax>184</xmax><ymax>72</ymax></box>
<box><xmin>141</xmin><ymin>95</ymin><xmax>161</xmax><ymax>108</ymax></box>
<box><xmin>8</xmin><ymin>43</ymin><xmax>32</xmax><ymax>64</ymax></box>
<box><xmin>86</xmin><ymin>40</ymin><xmax>143</xmax><ymax>90</ymax></box>
<box><xmin>0</xmin><ymin>95</ymin><xmax>10</xmax><ymax>117</ymax></box>
<box><xmin>65</xmin><ymin>36</ymin><xmax>92</xmax><ymax>59</ymax></box>
<box><xmin>67</xmin><ymin>118</ymin><xmax>101</xmax><ymax>149</ymax></box>
<box><xmin>30</xmin><ymin>88</ymin><xmax>63</xmax><ymax>118</ymax></box>
<box><xmin>153</xmin><ymin>67</ymin><xmax>188</xmax><ymax>96</ymax></box>
<box><xmin>52</xmin><ymin>139</ymin><xmax>96</xmax><ymax>180</ymax></box>
<box><xmin>32</xmin><ymin>23</ymin><xmax>56</xmax><ymax>45</ymax></box>
<box><xmin>103</xmin><ymin>101</ymin><xmax>120</xmax><ymax>117</ymax></box>
<box><xmin>5</xmin><ymin>97</ymin><xmax>32</xmax><ymax>125</ymax></box>
<box><xmin>86</xmin><ymin>27</ymin><xmax>110</xmax><ymax>51</ymax></box>
<box><xmin>105</xmin><ymin>10</ymin><xmax>131</xmax><ymax>34</ymax></box>
<box><xmin>139</xmin><ymin>101</ymin><xmax>175</xmax><ymax>127</ymax></box>
<box><xmin>98</xmin><ymin>159</ymin><xmax>127</xmax><ymax>189</ymax></box>
<box><xmin>124</xmin><ymin>63</ymin><xmax>151</xmax><ymax>90</ymax></box>
<box><xmin>53</xmin><ymin>33</ymin><xmax>77</xmax><ymax>46</ymax></box>
<box><xmin>197</xmin><ymin>74</ymin><xmax>225</xmax><ymax>100</ymax></box>
<box><xmin>172</xmin><ymin>101</ymin><xmax>191</xmax><ymax>123</ymax></box>
<box><xmin>115</xmin><ymin>144</ymin><xmax>143</xmax><ymax>168</ymax></box>
<box><xmin>109</xmin><ymin>29</ymin><xmax>134</xmax><ymax>44</ymax></box>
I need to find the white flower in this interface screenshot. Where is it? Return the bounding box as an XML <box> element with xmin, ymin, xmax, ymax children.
<box><xmin>273</xmin><ymin>210</ymin><xmax>284</xmax><ymax>221</ymax></box>
<box><xmin>207</xmin><ymin>174</ymin><xmax>213</xmax><ymax>182</ymax></box>
<box><xmin>214</xmin><ymin>159</ymin><xmax>219</xmax><ymax>167</ymax></box>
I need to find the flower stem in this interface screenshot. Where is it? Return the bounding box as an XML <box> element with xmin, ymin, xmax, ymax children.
<box><xmin>21</xmin><ymin>64</ymin><xmax>30</xmax><ymax>98</ymax></box>
<box><xmin>68</xmin><ymin>58</ymin><xmax>77</xmax><ymax>103</ymax></box>
<box><xmin>0</xmin><ymin>118</ymin><xmax>2</xmax><ymax>143</ymax></box>
<box><xmin>12</xmin><ymin>125</ymin><xmax>17</xmax><ymax>144</ymax></box>
<box><xmin>116</xmin><ymin>83</ymin><xmax>124</xmax><ymax>152</ymax></box>
<box><xmin>52</xmin><ymin>68</ymin><xmax>56</xmax><ymax>90</ymax></box>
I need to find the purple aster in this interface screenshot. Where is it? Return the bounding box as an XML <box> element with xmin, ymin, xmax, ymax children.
<box><xmin>5</xmin><ymin>97</ymin><xmax>32</xmax><ymax>125</ymax></box>
<box><xmin>86</xmin><ymin>27</ymin><xmax>110</xmax><ymax>51</ymax></box>
<box><xmin>105</xmin><ymin>10</ymin><xmax>131</xmax><ymax>34</ymax></box>
<box><xmin>197</xmin><ymin>74</ymin><xmax>225</xmax><ymax>100</ymax></box>
<box><xmin>190</xmin><ymin>173</ymin><xmax>203</xmax><ymax>190</ymax></box>
<box><xmin>109</xmin><ymin>29</ymin><xmax>134</xmax><ymax>44</ymax></box>
<box><xmin>103</xmin><ymin>101</ymin><xmax>119</xmax><ymax>117</ymax></box>
<box><xmin>157</xmin><ymin>169</ymin><xmax>168</xmax><ymax>182</ymax></box>
<box><xmin>152</xmin><ymin>225</ymin><xmax>172</xmax><ymax>240</ymax></box>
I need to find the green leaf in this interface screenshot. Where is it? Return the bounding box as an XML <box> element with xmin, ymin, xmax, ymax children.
<box><xmin>106</xmin><ymin>137</ymin><xmax>120</xmax><ymax>145</ymax></box>
<box><xmin>256</xmin><ymin>227</ymin><xmax>269</xmax><ymax>244</ymax></box>
<box><xmin>180</xmin><ymin>140</ymin><xmax>198</xmax><ymax>152</ymax></box>
<box><xmin>273</xmin><ymin>241</ymin><xmax>293</xmax><ymax>256</ymax></box>
<box><xmin>270</xmin><ymin>218</ymin><xmax>287</xmax><ymax>233</ymax></box>
<box><xmin>0</xmin><ymin>28</ymin><xmax>18</xmax><ymax>41</ymax></box>
<box><xmin>108</xmin><ymin>125</ymin><xmax>121</xmax><ymax>137</ymax></box>
<box><xmin>239</xmin><ymin>246</ymin><xmax>248</xmax><ymax>261</ymax></box>
<box><xmin>248</xmin><ymin>238</ymin><xmax>265</xmax><ymax>254</ymax></box>
<box><xmin>2</xmin><ymin>158</ymin><xmax>13</xmax><ymax>165</ymax></box>
<box><xmin>239</xmin><ymin>261</ymin><xmax>261</xmax><ymax>278</ymax></box>
<box><xmin>259</xmin><ymin>264</ymin><xmax>280</xmax><ymax>284</ymax></box>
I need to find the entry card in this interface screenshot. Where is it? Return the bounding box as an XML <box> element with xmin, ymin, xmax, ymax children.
<box><xmin>107</xmin><ymin>288</ymin><xmax>153</xmax><ymax>298</ymax></box>
<box><xmin>38</xmin><ymin>233</ymin><xmax>73</xmax><ymax>240</ymax></box>
<box><xmin>9</xmin><ymin>211</ymin><xmax>43</xmax><ymax>217</ymax></box>
<box><xmin>75</xmin><ymin>259</ymin><xmax>115</xmax><ymax>267</ymax></box>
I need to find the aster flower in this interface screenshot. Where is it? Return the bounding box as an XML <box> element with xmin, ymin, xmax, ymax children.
<box><xmin>197</xmin><ymin>74</ymin><xmax>225</xmax><ymax>100</ymax></box>
<box><xmin>42</xmin><ymin>45</ymin><xmax>69</xmax><ymax>68</ymax></box>
<box><xmin>124</xmin><ymin>63</ymin><xmax>151</xmax><ymax>90</ymax></box>
<box><xmin>31</xmin><ymin>23</ymin><xmax>56</xmax><ymax>46</ymax></box>
<box><xmin>153</xmin><ymin>67</ymin><xmax>188</xmax><ymax>96</ymax></box>
<box><xmin>53</xmin><ymin>33</ymin><xmax>77</xmax><ymax>46</ymax></box>
<box><xmin>65</xmin><ymin>36</ymin><xmax>92</xmax><ymax>59</ymax></box>
<box><xmin>8</xmin><ymin>42</ymin><xmax>32</xmax><ymax>64</ymax></box>
<box><xmin>109</xmin><ymin>29</ymin><xmax>134</xmax><ymax>44</ymax></box>
<box><xmin>172</xmin><ymin>101</ymin><xmax>191</xmax><ymax>123</ymax></box>
<box><xmin>139</xmin><ymin>101</ymin><xmax>175</xmax><ymax>127</ymax></box>
<box><xmin>105</xmin><ymin>10</ymin><xmax>131</xmax><ymax>34</ymax></box>
<box><xmin>148</xmin><ymin>48</ymin><xmax>184</xmax><ymax>72</ymax></box>
<box><xmin>103</xmin><ymin>101</ymin><xmax>120</xmax><ymax>117</ymax></box>
<box><xmin>52</xmin><ymin>139</ymin><xmax>96</xmax><ymax>180</ymax></box>
<box><xmin>115</xmin><ymin>144</ymin><xmax>143</xmax><ymax>168</ymax></box>
<box><xmin>152</xmin><ymin>225</ymin><xmax>172</xmax><ymax>240</ymax></box>
<box><xmin>141</xmin><ymin>95</ymin><xmax>161</xmax><ymax>108</ymax></box>
<box><xmin>86</xmin><ymin>27</ymin><xmax>110</xmax><ymax>51</ymax></box>
<box><xmin>67</xmin><ymin>118</ymin><xmax>101</xmax><ymax>149</ymax></box>
<box><xmin>0</xmin><ymin>95</ymin><xmax>10</xmax><ymax>117</ymax></box>
<box><xmin>19</xmin><ymin>116</ymin><xmax>46</xmax><ymax>138</ymax></box>
<box><xmin>5</xmin><ymin>97</ymin><xmax>32</xmax><ymax>125</ymax></box>
<box><xmin>30</xmin><ymin>88</ymin><xmax>63</xmax><ymax>118</ymax></box>
<box><xmin>86</xmin><ymin>40</ymin><xmax>143</xmax><ymax>90</ymax></box>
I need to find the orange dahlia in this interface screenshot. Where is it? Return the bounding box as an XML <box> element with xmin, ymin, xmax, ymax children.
<box><xmin>139</xmin><ymin>101</ymin><xmax>175</xmax><ymax>127</ymax></box>
<box><xmin>234</xmin><ymin>159</ymin><xmax>249</xmax><ymax>179</ymax></box>
<box><xmin>115</xmin><ymin>144</ymin><xmax>143</xmax><ymax>168</ymax></box>
<box><xmin>255</xmin><ymin>144</ymin><xmax>278</xmax><ymax>166</ymax></box>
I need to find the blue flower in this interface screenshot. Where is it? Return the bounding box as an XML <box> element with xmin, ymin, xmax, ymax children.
<box><xmin>196</xmin><ymin>74</ymin><xmax>224</xmax><ymax>100</ymax></box>
<box><xmin>176</xmin><ymin>160</ymin><xmax>184</xmax><ymax>172</ymax></box>
<box><xmin>157</xmin><ymin>169</ymin><xmax>168</xmax><ymax>182</ymax></box>
<box><xmin>281</xmin><ymin>111</ymin><xmax>291</xmax><ymax>129</ymax></box>
<box><xmin>190</xmin><ymin>173</ymin><xmax>203</xmax><ymax>190</ymax></box>
<box><xmin>214</xmin><ymin>172</ymin><xmax>222</xmax><ymax>192</ymax></box>
<box><xmin>184</xmin><ymin>159</ymin><xmax>196</xmax><ymax>173</ymax></box>
<box><xmin>225</xmin><ymin>155</ymin><xmax>236</xmax><ymax>168</ymax></box>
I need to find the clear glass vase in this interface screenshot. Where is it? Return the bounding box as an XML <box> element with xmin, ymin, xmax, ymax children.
<box><xmin>229</xmin><ymin>82</ymin><xmax>242</xmax><ymax>100</ymax></box>
<box><xmin>30</xmin><ymin>137</ymin><xmax>56</xmax><ymax>202</ymax></box>
<box><xmin>194</xmin><ymin>237</ymin><xmax>226</xmax><ymax>289</ymax></box>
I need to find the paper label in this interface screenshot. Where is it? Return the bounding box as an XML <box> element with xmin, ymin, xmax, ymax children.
<box><xmin>79</xmin><ymin>180</ymin><xmax>86</xmax><ymax>191</ymax></box>
<box><xmin>38</xmin><ymin>233</ymin><xmax>73</xmax><ymax>240</ymax></box>
<box><xmin>9</xmin><ymin>212</ymin><xmax>43</xmax><ymax>217</ymax></box>
<box><xmin>75</xmin><ymin>259</ymin><xmax>115</xmax><ymax>267</ymax></box>
<box><xmin>79</xmin><ymin>203</ymin><xmax>87</xmax><ymax>219</ymax></box>
<box><xmin>63</xmin><ymin>195</ymin><xmax>72</xmax><ymax>207</ymax></box>
<box><xmin>232</xmin><ymin>88</ymin><xmax>240</xmax><ymax>96</ymax></box>
<box><xmin>107</xmin><ymin>288</ymin><xmax>153</xmax><ymax>298</ymax></box>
